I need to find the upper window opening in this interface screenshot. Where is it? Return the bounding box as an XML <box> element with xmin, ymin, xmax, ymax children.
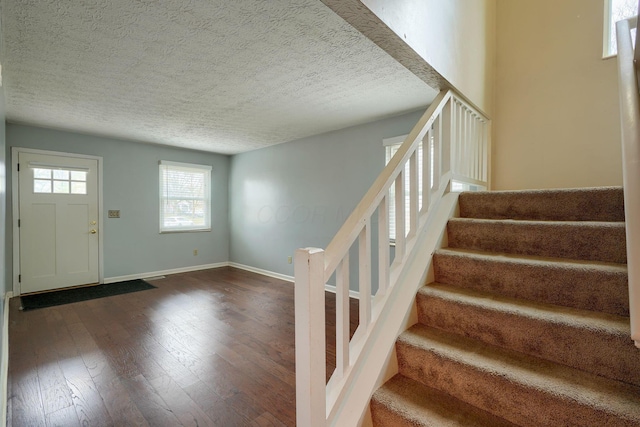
<box><xmin>159</xmin><ymin>161</ymin><xmax>212</xmax><ymax>233</ymax></box>
<box><xmin>605</xmin><ymin>0</ymin><xmax>638</xmax><ymax>57</ymax></box>
<box><xmin>32</xmin><ymin>167</ymin><xmax>87</xmax><ymax>194</ymax></box>
<box><xmin>384</xmin><ymin>135</ymin><xmax>425</xmax><ymax>241</ymax></box>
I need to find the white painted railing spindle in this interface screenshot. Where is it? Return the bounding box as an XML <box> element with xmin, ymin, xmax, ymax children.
<box><xmin>422</xmin><ymin>129</ymin><xmax>432</xmax><ymax>212</ymax></box>
<box><xmin>335</xmin><ymin>254</ymin><xmax>350</xmax><ymax>380</ymax></box>
<box><xmin>409</xmin><ymin>150</ymin><xmax>419</xmax><ymax>238</ymax></box>
<box><xmin>394</xmin><ymin>170</ymin><xmax>406</xmax><ymax>261</ymax></box>
<box><xmin>359</xmin><ymin>221</ymin><xmax>371</xmax><ymax>329</ymax></box>
<box><xmin>378</xmin><ymin>196</ymin><xmax>390</xmax><ymax>296</ymax></box>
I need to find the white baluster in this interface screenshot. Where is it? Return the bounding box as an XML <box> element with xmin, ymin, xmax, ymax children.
<box><xmin>378</xmin><ymin>197</ymin><xmax>389</xmax><ymax>295</ymax></box>
<box><xmin>335</xmin><ymin>254</ymin><xmax>350</xmax><ymax>380</ymax></box>
<box><xmin>394</xmin><ymin>170</ymin><xmax>405</xmax><ymax>262</ymax></box>
<box><xmin>422</xmin><ymin>128</ymin><xmax>432</xmax><ymax>213</ymax></box>
<box><xmin>409</xmin><ymin>150</ymin><xmax>418</xmax><ymax>238</ymax></box>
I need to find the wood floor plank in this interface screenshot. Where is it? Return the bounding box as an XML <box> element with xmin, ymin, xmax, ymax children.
<box><xmin>147</xmin><ymin>374</ymin><xmax>217</xmax><ymax>427</ymax></box>
<box><xmin>122</xmin><ymin>374</ymin><xmax>182</xmax><ymax>427</ymax></box>
<box><xmin>9</xmin><ymin>267</ymin><xmax>359</xmax><ymax>427</ymax></box>
<box><xmin>37</xmin><ymin>361</ymin><xmax>73</xmax><ymax>417</ymax></box>
<box><xmin>58</xmin><ymin>357</ymin><xmax>113</xmax><ymax>427</ymax></box>
<box><xmin>45</xmin><ymin>404</ymin><xmax>81</xmax><ymax>427</ymax></box>
<box><xmin>9</xmin><ymin>373</ymin><xmax>46</xmax><ymax>427</ymax></box>
<box><xmin>251</xmin><ymin>411</ymin><xmax>289</xmax><ymax>427</ymax></box>
<box><xmin>89</xmin><ymin>361</ymin><xmax>149</xmax><ymax>427</ymax></box>
<box><xmin>182</xmin><ymin>379</ymin><xmax>246</xmax><ymax>424</ymax></box>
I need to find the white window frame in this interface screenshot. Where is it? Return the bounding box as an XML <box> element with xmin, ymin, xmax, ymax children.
<box><xmin>159</xmin><ymin>160</ymin><xmax>212</xmax><ymax>233</ymax></box>
<box><xmin>603</xmin><ymin>0</ymin><xmax>638</xmax><ymax>58</ymax></box>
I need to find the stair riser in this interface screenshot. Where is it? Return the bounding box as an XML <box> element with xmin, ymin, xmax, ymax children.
<box><xmin>369</xmin><ymin>404</ymin><xmax>416</xmax><ymax>427</ymax></box>
<box><xmin>416</xmin><ymin>291</ymin><xmax>640</xmax><ymax>386</ymax></box>
<box><xmin>433</xmin><ymin>252</ymin><xmax>629</xmax><ymax>316</ymax></box>
<box><xmin>447</xmin><ymin>220</ymin><xmax>627</xmax><ymax>263</ymax></box>
<box><xmin>371</xmin><ymin>375</ymin><xmax>520</xmax><ymax>427</ymax></box>
<box><xmin>458</xmin><ymin>187</ymin><xmax>625</xmax><ymax>222</ymax></box>
<box><xmin>396</xmin><ymin>341</ymin><xmax>638</xmax><ymax>427</ymax></box>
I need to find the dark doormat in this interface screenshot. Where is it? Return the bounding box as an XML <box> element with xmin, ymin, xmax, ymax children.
<box><xmin>20</xmin><ymin>279</ymin><xmax>157</xmax><ymax>311</ymax></box>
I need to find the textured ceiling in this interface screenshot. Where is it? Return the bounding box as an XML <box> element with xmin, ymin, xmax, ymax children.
<box><xmin>3</xmin><ymin>0</ymin><xmax>437</xmax><ymax>154</ymax></box>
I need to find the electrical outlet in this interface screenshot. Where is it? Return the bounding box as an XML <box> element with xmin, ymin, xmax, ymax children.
<box><xmin>287</xmin><ymin>256</ymin><xmax>292</xmax><ymax>264</ymax></box>
<box><xmin>108</xmin><ymin>210</ymin><xmax>120</xmax><ymax>218</ymax></box>
<box><xmin>193</xmin><ymin>249</ymin><xmax>198</xmax><ymax>256</ymax></box>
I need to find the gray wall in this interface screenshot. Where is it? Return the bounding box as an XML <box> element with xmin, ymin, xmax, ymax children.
<box><xmin>229</xmin><ymin>109</ymin><xmax>424</xmax><ymax>281</ymax></box>
<box><xmin>6</xmin><ymin>124</ymin><xmax>230</xmax><ymax>280</ymax></box>
<box><xmin>5</xmin><ymin>107</ymin><xmax>424</xmax><ymax>290</ymax></box>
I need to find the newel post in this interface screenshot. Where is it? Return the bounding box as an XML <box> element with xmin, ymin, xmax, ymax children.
<box><xmin>295</xmin><ymin>247</ymin><xmax>326</xmax><ymax>426</ymax></box>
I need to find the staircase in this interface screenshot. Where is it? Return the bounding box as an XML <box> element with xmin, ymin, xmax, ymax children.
<box><xmin>370</xmin><ymin>187</ymin><xmax>640</xmax><ymax>427</ymax></box>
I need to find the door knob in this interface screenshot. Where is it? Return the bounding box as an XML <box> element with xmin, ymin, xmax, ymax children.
<box><xmin>90</xmin><ymin>229</ymin><xmax>97</xmax><ymax>234</ymax></box>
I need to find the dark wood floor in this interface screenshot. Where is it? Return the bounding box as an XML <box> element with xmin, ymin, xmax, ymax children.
<box><xmin>7</xmin><ymin>267</ymin><xmax>359</xmax><ymax>426</ymax></box>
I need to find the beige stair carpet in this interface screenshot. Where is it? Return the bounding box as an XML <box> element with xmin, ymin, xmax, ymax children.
<box><xmin>371</xmin><ymin>187</ymin><xmax>640</xmax><ymax>427</ymax></box>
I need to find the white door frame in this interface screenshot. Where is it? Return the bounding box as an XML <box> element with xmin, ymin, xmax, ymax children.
<box><xmin>11</xmin><ymin>147</ymin><xmax>105</xmax><ymax>295</ymax></box>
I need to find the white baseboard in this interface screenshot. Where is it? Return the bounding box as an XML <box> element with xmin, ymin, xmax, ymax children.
<box><xmin>228</xmin><ymin>262</ymin><xmax>294</xmax><ymax>282</ymax></box>
<box><xmin>104</xmin><ymin>261</ymin><xmax>362</xmax><ymax>300</ymax></box>
<box><xmin>1</xmin><ymin>291</ymin><xmax>13</xmax><ymax>427</ymax></box>
<box><xmin>324</xmin><ymin>284</ymin><xmax>361</xmax><ymax>300</ymax></box>
<box><xmin>104</xmin><ymin>262</ymin><xmax>229</xmax><ymax>284</ymax></box>
<box><xmin>229</xmin><ymin>263</ymin><xmax>360</xmax><ymax>299</ymax></box>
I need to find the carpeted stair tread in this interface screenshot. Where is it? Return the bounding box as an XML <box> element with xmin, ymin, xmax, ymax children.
<box><xmin>397</xmin><ymin>325</ymin><xmax>640</xmax><ymax>427</ymax></box>
<box><xmin>417</xmin><ymin>283</ymin><xmax>640</xmax><ymax>386</ymax></box>
<box><xmin>372</xmin><ymin>186</ymin><xmax>634</xmax><ymax>427</ymax></box>
<box><xmin>447</xmin><ymin>218</ymin><xmax>627</xmax><ymax>263</ymax></box>
<box><xmin>433</xmin><ymin>248</ymin><xmax>629</xmax><ymax>316</ymax></box>
<box><xmin>370</xmin><ymin>374</ymin><xmax>519</xmax><ymax>427</ymax></box>
<box><xmin>458</xmin><ymin>186</ymin><xmax>624</xmax><ymax>221</ymax></box>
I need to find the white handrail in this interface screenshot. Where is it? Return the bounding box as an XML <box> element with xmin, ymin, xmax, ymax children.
<box><xmin>294</xmin><ymin>89</ymin><xmax>491</xmax><ymax>425</ymax></box>
<box><xmin>616</xmin><ymin>14</ymin><xmax>640</xmax><ymax>349</ymax></box>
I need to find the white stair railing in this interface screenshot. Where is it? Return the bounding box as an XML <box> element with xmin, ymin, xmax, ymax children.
<box><xmin>616</xmin><ymin>12</ymin><xmax>640</xmax><ymax>349</ymax></box>
<box><xmin>295</xmin><ymin>89</ymin><xmax>490</xmax><ymax>426</ymax></box>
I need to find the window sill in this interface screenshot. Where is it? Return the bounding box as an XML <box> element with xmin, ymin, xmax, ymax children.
<box><xmin>160</xmin><ymin>228</ymin><xmax>211</xmax><ymax>234</ymax></box>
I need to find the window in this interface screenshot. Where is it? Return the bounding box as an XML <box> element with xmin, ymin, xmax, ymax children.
<box><xmin>32</xmin><ymin>167</ymin><xmax>87</xmax><ymax>194</ymax></box>
<box><xmin>384</xmin><ymin>135</ymin><xmax>424</xmax><ymax>241</ymax></box>
<box><xmin>159</xmin><ymin>161</ymin><xmax>211</xmax><ymax>233</ymax></box>
<box><xmin>604</xmin><ymin>0</ymin><xmax>638</xmax><ymax>57</ymax></box>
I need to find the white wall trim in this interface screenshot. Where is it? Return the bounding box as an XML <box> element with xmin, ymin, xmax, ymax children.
<box><xmin>104</xmin><ymin>262</ymin><xmax>229</xmax><ymax>284</ymax></box>
<box><xmin>11</xmin><ymin>147</ymin><xmax>105</xmax><ymax>295</ymax></box>
<box><xmin>324</xmin><ymin>284</ymin><xmax>360</xmax><ymax>300</ymax></box>
<box><xmin>228</xmin><ymin>262</ymin><xmax>361</xmax><ymax>299</ymax></box>
<box><xmin>104</xmin><ymin>260</ymin><xmax>363</xmax><ymax>300</ymax></box>
<box><xmin>1</xmin><ymin>291</ymin><xmax>13</xmax><ymax>427</ymax></box>
<box><xmin>228</xmin><ymin>262</ymin><xmax>294</xmax><ymax>282</ymax></box>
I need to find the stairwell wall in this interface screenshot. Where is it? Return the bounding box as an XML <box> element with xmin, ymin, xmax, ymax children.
<box><xmin>357</xmin><ymin>0</ymin><xmax>496</xmax><ymax>115</ymax></box>
<box><xmin>493</xmin><ymin>0</ymin><xmax>623</xmax><ymax>190</ymax></box>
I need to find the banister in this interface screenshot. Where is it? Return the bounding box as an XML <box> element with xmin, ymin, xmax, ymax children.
<box><xmin>616</xmin><ymin>14</ymin><xmax>640</xmax><ymax>348</ymax></box>
<box><xmin>323</xmin><ymin>89</ymin><xmax>452</xmax><ymax>279</ymax></box>
<box><xmin>295</xmin><ymin>87</ymin><xmax>491</xmax><ymax>426</ymax></box>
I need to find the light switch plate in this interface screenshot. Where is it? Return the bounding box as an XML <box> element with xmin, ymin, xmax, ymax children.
<box><xmin>108</xmin><ymin>210</ymin><xmax>120</xmax><ymax>218</ymax></box>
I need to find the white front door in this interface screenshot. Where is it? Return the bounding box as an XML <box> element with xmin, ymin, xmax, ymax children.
<box><xmin>18</xmin><ymin>152</ymin><xmax>100</xmax><ymax>293</ymax></box>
